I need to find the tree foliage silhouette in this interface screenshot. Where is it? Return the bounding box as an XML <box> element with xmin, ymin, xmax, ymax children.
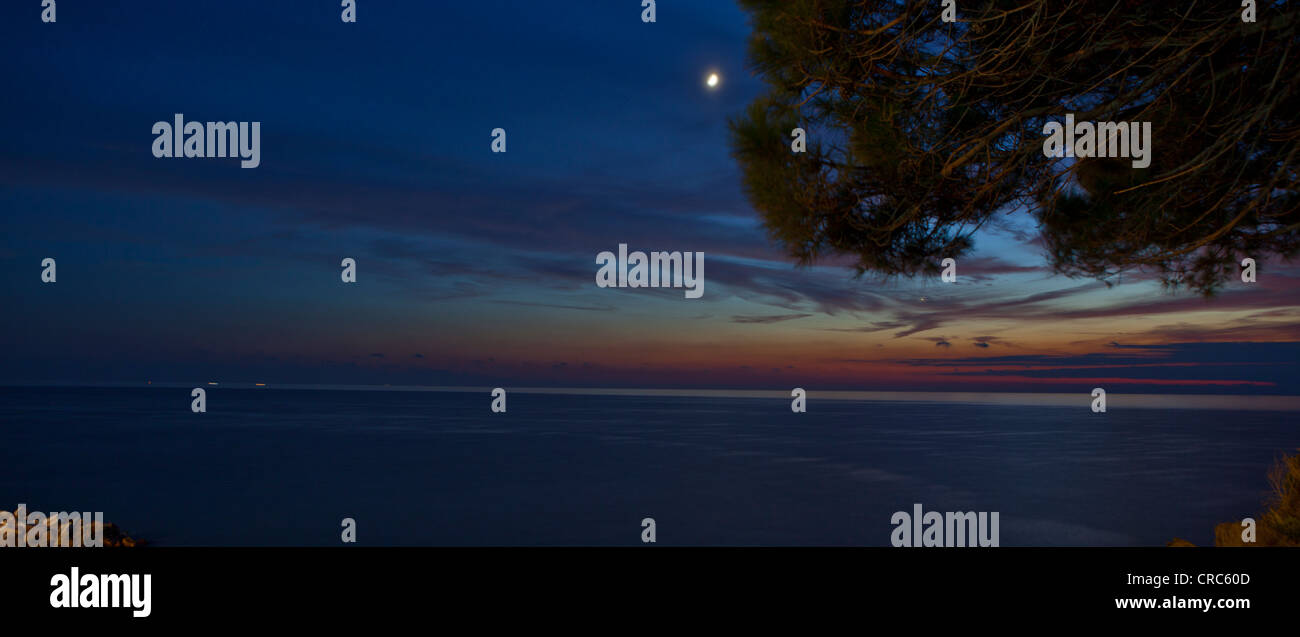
<box><xmin>730</xmin><ymin>0</ymin><xmax>1299</xmax><ymax>294</ymax></box>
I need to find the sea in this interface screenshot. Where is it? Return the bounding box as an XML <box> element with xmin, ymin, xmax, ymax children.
<box><xmin>1</xmin><ymin>385</ymin><xmax>1295</xmax><ymax>546</ymax></box>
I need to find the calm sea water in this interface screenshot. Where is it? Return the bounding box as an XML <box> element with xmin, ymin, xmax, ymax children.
<box><xmin>0</xmin><ymin>386</ymin><xmax>1294</xmax><ymax>546</ymax></box>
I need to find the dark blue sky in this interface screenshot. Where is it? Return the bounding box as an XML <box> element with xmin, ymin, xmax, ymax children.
<box><xmin>3</xmin><ymin>1</ymin><xmax>1297</xmax><ymax>393</ymax></box>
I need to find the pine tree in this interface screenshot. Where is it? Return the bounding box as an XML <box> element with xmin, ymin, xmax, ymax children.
<box><xmin>730</xmin><ymin>0</ymin><xmax>1300</xmax><ymax>294</ymax></box>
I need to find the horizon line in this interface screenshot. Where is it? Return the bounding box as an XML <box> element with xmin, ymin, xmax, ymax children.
<box><xmin>4</xmin><ymin>381</ymin><xmax>1300</xmax><ymax>411</ymax></box>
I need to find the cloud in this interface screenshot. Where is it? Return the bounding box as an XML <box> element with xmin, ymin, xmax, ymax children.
<box><xmin>893</xmin><ymin>342</ymin><xmax>1300</xmax><ymax>393</ymax></box>
<box><xmin>490</xmin><ymin>300</ymin><xmax>617</xmax><ymax>312</ymax></box>
<box><xmin>972</xmin><ymin>335</ymin><xmax>1013</xmax><ymax>348</ymax></box>
<box><xmin>954</xmin><ymin>256</ymin><xmax>1044</xmax><ymax>281</ymax></box>
<box><xmin>731</xmin><ymin>313</ymin><xmax>813</xmax><ymax>324</ymax></box>
<box><xmin>705</xmin><ymin>257</ymin><xmax>896</xmax><ymax>315</ymax></box>
<box><xmin>821</xmin><ymin>320</ymin><xmax>908</xmax><ymax>333</ymax></box>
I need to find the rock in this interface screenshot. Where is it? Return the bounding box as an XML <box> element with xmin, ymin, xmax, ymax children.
<box><xmin>0</xmin><ymin>509</ymin><xmax>143</xmax><ymax>547</ymax></box>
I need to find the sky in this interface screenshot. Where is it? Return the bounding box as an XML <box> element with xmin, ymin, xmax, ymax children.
<box><xmin>1</xmin><ymin>1</ymin><xmax>1297</xmax><ymax>394</ymax></box>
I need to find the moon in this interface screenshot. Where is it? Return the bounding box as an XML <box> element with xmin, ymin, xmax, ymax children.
<box><xmin>706</xmin><ymin>72</ymin><xmax>720</xmax><ymax>89</ymax></box>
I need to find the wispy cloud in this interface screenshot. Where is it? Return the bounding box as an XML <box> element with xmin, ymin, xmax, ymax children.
<box><xmin>731</xmin><ymin>313</ymin><xmax>813</xmax><ymax>324</ymax></box>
